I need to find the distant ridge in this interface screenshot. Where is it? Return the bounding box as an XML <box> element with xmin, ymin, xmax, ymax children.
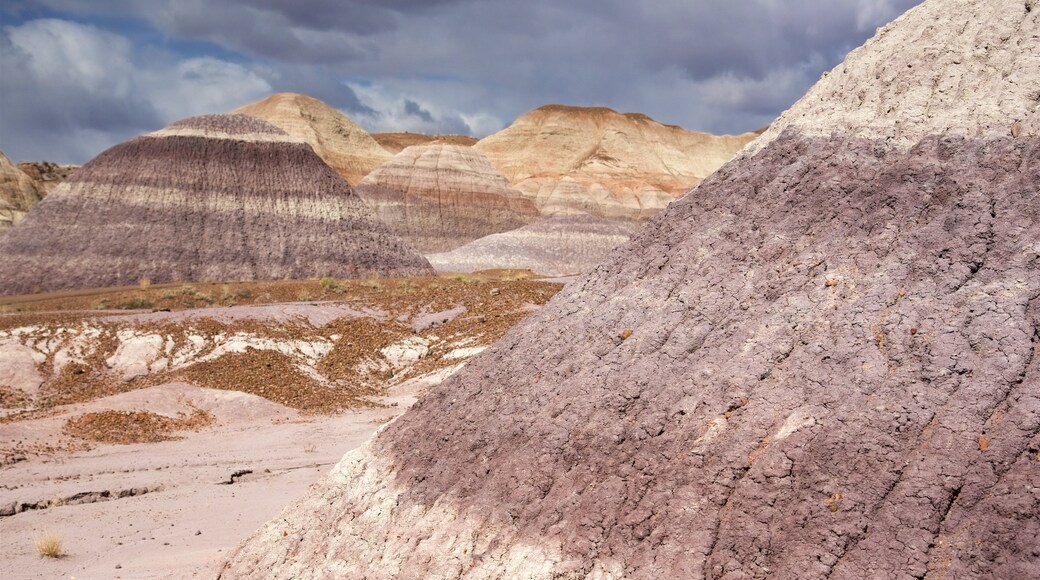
<box><xmin>0</xmin><ymin>114</ymin><xmax>432</xmax><ymax>295</ymax></box>
<box><xmin>475</xmin><ymin>104</ymin><xmax>758</xmax><ymax>219</ymax></box>
<box><xmin>373</xmin><ymin>132</ymin><xmax>478</xmax><ymax>154</ymax></box>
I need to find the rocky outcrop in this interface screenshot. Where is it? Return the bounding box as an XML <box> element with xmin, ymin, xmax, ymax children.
<box><xmin>0</xmin><ymin>114</ymin><xmax>432</xmax><ymax>295</ymax></box>
<box><xmin>475</xmin><ymin>105</ymin><xmax>757</xmax><ymax>220</ymax></box>
<box><xmin>355</xmin><ymin>144</ymin><xmax>540</xmax><ymax>253</ymax></box>
<box><xmin>221</xmin><ymin>1</ymin><xmax>1040</xmax><ymax>578</ymax></box>
<box><xmin>233</xmin><ymin>93</ymin><xmax>390</xmax><ymax>185</ymax></box>
<box><xmin>16</xmin><ymin>161</ymin><xmax>77</xmax><ymax>195</ymax></box>
<box><xmin>427</xmin><ymin>215</ymin><xmax>638</xmax><ymax>276</ymax></box>
<box><xmin>0</xmin><ymin>151</ymin><xmax>43</xmax><ymax>235</ymax></box>
<box><xmin>373</xmin><ymin>132</ymin><xmax>478</xmax><ymax>155</ymax></box>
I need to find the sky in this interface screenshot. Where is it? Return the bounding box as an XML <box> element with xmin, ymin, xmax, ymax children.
<box><xmin>0</xmin><ymin>0</ymin><xmax>922</xmax><ymax>164</ymax></box>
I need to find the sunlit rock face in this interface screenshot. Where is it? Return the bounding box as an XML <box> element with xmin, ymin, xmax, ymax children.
<box><xmin>221</xmin><ymin>1</ymin><xmax>1040</xmax><ymax>578</ymax></box>
<box><xmin>475</xmin><ymin>104</ymin><xmax>758</xmax><ymax>220</ymax></box>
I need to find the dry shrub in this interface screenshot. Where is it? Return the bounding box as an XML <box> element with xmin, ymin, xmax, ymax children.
<box><xmin>32</xmin><ymin>532</ymin><xmax>63</xmax><ymax>558</ymax></box>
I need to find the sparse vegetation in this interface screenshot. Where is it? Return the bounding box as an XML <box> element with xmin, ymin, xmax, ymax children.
<box><xmin>119</xmin><ymin>298</ymin><xmax>154</xmax><ymax>310</ymax></box>
<box><xmin>319</xmin><ymin>277</ymin><xmax>343</xmax><ymax>294</ymax></box>
<box><xmin>32</xmin><ymin>532</ymin><xmax>63</xmax><ymax>558</ymax></box>
<box><xmin>64</xmin><ymin>409</ymin><xmax>214</xmax><ymax>444</ymax></box>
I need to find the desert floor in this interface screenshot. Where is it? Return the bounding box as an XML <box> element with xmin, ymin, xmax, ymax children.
<box><xmin>0</xmin><ymin>274</ymin><xmax>561</xmax><ymax>579</ymax></box>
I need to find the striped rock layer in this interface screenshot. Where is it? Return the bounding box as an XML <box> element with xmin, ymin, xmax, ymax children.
<box><xmin>0</xmin><ymin>150</ymin><xmax>43</xmax><ymax>235</ymax></box>
<box><xmin>355</xmin><ymin>144</ymin><xmax>540</xmax><ymax>253</ymax></box>
<box><xmin>221</xmin><ymin>1</ymin><xmax>1039</xmax><ymax>579</ymax></box>
<box><xmin>233</xmin><ymin>92</ymin><xmax>391</xmax><ymax>186</ymax></box>
<box><xmin>427</xmin><ymin>215</ymin><xmax>638</xmax><ymax>277</ymax></box>
<box><xmin>474</xmin><ymin>105</ymin><xmax>758</xmax><ymax>220</ymax></box>
<box><xmin>0</xmin><ymin>115</ymin><xmax>432</xmax><ymax>295</ymax></box>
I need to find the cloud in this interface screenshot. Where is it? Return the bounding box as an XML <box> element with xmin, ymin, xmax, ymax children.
<box><xmin>350</xmin><ymin>83</ymin><xmax>474</xmax><ymax>136</ymax></box>
<box><xmin>1</xmin><ymin>1</ymin><xmax>925</xmax><ymax>162</ymax></box>
<box><xmin>403</xmin><ymin>99</ymin><xmax>435</xmax><ymax>123</ymax></box>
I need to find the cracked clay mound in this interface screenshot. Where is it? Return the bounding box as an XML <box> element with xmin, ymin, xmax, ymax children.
<box><xmin>355</xmin><ymin>144</ymin><xmax>540</xmax><ymax>253</ymax></box>
<box><xmin>221</xmin><ymin>1</ymin><xmax>1039</xmax><ymax>578</ymax></box>
<box><xmin>0</xmin><ymin>114</ymin><xmax>433</xmax><ymax>295</ymax></box>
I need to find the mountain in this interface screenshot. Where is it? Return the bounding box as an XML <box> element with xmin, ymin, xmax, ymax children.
<box><xmin>233</xmin><ymin>92</ymin><xmax>390</xmax><ymax>185</ymax></box>
<box><xmin>355</xmin><ymin>144</ymin><xmax>540</xmax><ymax>253</ymax></box>
<box><xmin>221</xmin><ymin>1</ymin><xmax>1039</xmax><ymax>578</ymax></box>
<box><xmin>474</xmin><ymin>104</ymin><xmax>758</xmax><ymax>219</ymax></box>
<box><xmin>0</xmin><ymin>151</ymin><xmax>43</xmax><ymax>235</ymax></box>
<box><xmin>373</xmin><ymin>132</ymin><xmax>479</xmax><ymax>154</ymax></box>
<box><xmin>0</xmin><ymin>114</ymin><xmax>432</xmax><ymax>295</ymax></box>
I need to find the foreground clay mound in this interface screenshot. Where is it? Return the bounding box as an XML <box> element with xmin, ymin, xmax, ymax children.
<box><xmin>356</xmin><ymin>144</ymin><xmax>540</xmax><ymax>253</ymax></box>
<box><xmin>0</xmin><ymin>115</ymin><xmax>432</xmax><ymax>295</ymax></box>
<box><xmin>0</xmin><ymin>151</ymin><xmax>43</xmax><ymax>235</ymax></box>
<box><xmin>234</xmin><ymin>92</ymin><xmax>391</xmax><ymax>185</ymax></box>
<box><xmin>222</xmin><ymin>2</ymin><xmax>1039</xmax><ymax>578</ymax></box>
<box><xmin>427</xmin><ymin>215</ymin><xmax>638</xmax><ymax>276</ymax></box>
<box><xmin>475</xmin><ymin>105</ymin><xmax>757</xmax><ymax>220</ymax></box>
<box><xmin>373</xmin><ymin>132</ymin><xmax>479</xmax><ymax>154</ymax></box>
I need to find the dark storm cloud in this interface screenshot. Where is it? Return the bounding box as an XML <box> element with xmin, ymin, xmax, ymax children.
<box><xmin>1</xmin><ymin>0</ymin><xmax>924</xmax><ymax>163</ymax></box>
<box><xmin>403</xmin><ymin>99</ymin><xmax>435</xmax><ymax>123</ymax></box>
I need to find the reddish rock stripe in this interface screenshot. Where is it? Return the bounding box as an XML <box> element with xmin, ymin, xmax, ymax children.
<box><xmin>221</xmin><ymin>132</ymin><xmax>1039</xmax><ymax>578</ymax></box>
<box><xmin>66</xmin><ymin>136</ymin><xmax>352</xmax><ymax>198</ymax></box>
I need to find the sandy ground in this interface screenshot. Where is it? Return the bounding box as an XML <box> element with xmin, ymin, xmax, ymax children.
<box><xmin>0</xmin><ymin>276</ymin><xmax>561</xmax><ymax>579</ymax></box>
<box><xmin>0</xmin><ymin>372</ymin><xmax>441</xmax><ymax>579</ymax></box>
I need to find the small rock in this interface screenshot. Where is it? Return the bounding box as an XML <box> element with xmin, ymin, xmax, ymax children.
<box><xmin>1011</xmin><ymin>120</ymin><xmax>1022</xmax><ymax>138</ymax></box>
<box><xmin>115</xmin><ymin>564</ymin><xmax>122</xmax><ymax>569</ymax></box>
<box><xmin>195</xmin><ymin>530</ymin><xmax>202</xmax><ymax>536</ymax></box>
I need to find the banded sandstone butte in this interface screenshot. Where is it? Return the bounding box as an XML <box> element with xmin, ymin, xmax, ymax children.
<box><xmin>0</xmin><ymin>115</ymin><xmax>432</xmax><ymax>295</ymax></box>
<box><xmin>475</xmin><ymin>104</ymin><xmax>758</xmax><ymax>220</ymax></box>
<box><xmin>222</xmin><ymin>1</ymin><xmax>1039</xmax><ymax>578</ymax></box>
<box><xmin>355</xmin><ymin>144</ymin><xmax>539</xmax><ymax>253</ymax></box>
<box><xmin>0</xmin><ymin>150</ymin><xmax>43</xmax><ymax>235</ymax></box>
<box><xmin>233</xmin><ymin>92</ymin><xmax>391</xmax><ymax>185</ymax></box>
